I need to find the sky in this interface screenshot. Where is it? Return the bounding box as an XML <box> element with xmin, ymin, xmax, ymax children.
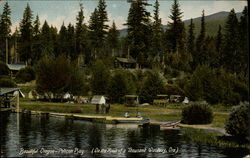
<box><xmin>0</xmin><ymin>0</ymin><xmax>248</xmax><ymax>33</ymax></box>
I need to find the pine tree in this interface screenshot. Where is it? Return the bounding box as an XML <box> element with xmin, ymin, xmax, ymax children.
<box><xmin>187</xmin><ymin>18</ymin><xmax>195</xmax><ymax>68</ymax></box>
<box><xmin>211</xmin><ymin>25</ymin><xmax>222</xmax><ymax>68</ymax></box>
<box><xmin>0</xmin><ymin>2</ymin><xmax>11</xmax><ymax>62</ymax></box>
<box><xmin>195</xmin><ymin>10</ymin><xmax>207</xmax><ymax>66</ymax></box>
<box><xmin>19</xmin><ymin>3</ymin><xmax>33</xmax><ymax>65</ymax></box>
<box><xmin>221</xmin><ymin>9</ymin><xmax>239</xmax><ymax>73</ymax></box>
<box><xmin>106</xmin><ymin>21</ymin><xmax>119</xmax><ymax>57</ymax></box>
<box><xmin>88</xmin><ymin>8</ymin><xmax>100</xmax><ymax>59</ymax></box>
<box><xmin>75</xmin><ymin>3</ymin><xmax>87</xmax><ymax>64</ymax></box>
<box><xmin>216</xmin><ymin>25</ymin><xmax>222</xmax><ymax>53</ymax></box>
<box><xmin>67</xmin><ymin>23</ymin><xmax>76</xmax><ymax>60</ymax></box>
<box><xmin>58</xmin><ymin>22</ymin><xmax>68</xmax><ymax>56</ymax></box>
<box><xmin>40</xmin><ymin>21</ymin><xmax>53</xmax><ymax>57</ymax></box>
<box><xmin>97</xmin><ymin>0</ymin><xmax>108</xmax><ymax>42</ymax></box>
<box><xmin>32</xmin><ymin>15</ymin><xmax>42</xmax><ymax>64</ymax></box>
<box><xmin>151</xmin><ymin>0</ymin><xmax>164</xmax><ymax>62</ymax></box>
<box><xmin>126</xmin><ymin>0</ymin><xmax>151</xmax><ymax>67</ymax></box>
<box><xmin>165</xmin><ymin>0</ymin><xmax>185</xmax><ymax>53</ymax></box>
<box><xmin>238</xmin><ymin>6</ymin><xmax>248</xmax><ymax>76</ymax></box>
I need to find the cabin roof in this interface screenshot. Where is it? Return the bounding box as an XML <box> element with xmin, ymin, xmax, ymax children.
<box><xmin>7</xmin><ymin>64</ymin><xmax>26</xmax><ymax>71</ymax></box>
<box><xmin>116</xmin><ymin>57</ymin><xmax>136</xmax><ymax>64</ymax></box>
<box><xmin>0</xmin><ymin>87</ymin><xmax>21</xmax><ymax>96</ymax></box>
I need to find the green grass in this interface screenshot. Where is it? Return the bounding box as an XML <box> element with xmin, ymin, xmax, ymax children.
<box><xmin>182</xmin><ymin>128</ymin><xmax>250</xmax><ymax>149</ymax></box>
<box><xmin>212</xmin><ymin>113</ymin><xmax>229</xmax><ymax>128</ymax></box>
<box><xmin>19</xmin><ymin>99</ymin><xmax>230</xmax><ymax>128</ymax></box>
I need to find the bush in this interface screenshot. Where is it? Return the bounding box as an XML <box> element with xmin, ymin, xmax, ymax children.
<box><xmin>225</xmin><ymin>104</ymin><xmax>250</xmax><ymax>141</ymax></box>
<box><xmin>182</xmin><ymin>104</ymin><xmax>213</xmax><ymax>124</ymax></box>
<box><xmin>0</xmin><ymin>76</ymin><xmax>16</xmax><ymax>87</ymax></box>
<box><xmin>36</xmin><ymin>56</ymin><xmax>73</xmax><ymax>97</ymax></box>
<box><xmin>108</xmin><ymin>70</ymin><xmax>136</xmax><ymax>103</ymax></box>
<box><xmin>15</xmin><ymin>66</ymin><xmax>36</xmax><ymax>83</ymax></box>
<box><xmin>0</xmin><ymin>61</ymin><xmax>9</xmax><ymax>76</ymax></box>
<box><xmin>139</xmin><ymin>70</ymin><xmax>166</xmax><ymax>104</ymax></box>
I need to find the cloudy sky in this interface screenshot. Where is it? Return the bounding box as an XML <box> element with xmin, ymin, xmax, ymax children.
<box><xmin>0</xmin><ymin>0</ymin><xmax>247</xmax><ymax>33</ymax></box>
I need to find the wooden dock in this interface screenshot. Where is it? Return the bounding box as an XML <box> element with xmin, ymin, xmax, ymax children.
<box><xmin>14</xmin><ymin>110</ymin><xmax>147</xmax><ymax>124</ymax></box>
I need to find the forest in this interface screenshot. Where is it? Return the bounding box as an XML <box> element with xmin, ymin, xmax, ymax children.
<box><xmin>0</xmin><ymin>0</ymin><xmax>248</xmax><ymax>105</ymax></box>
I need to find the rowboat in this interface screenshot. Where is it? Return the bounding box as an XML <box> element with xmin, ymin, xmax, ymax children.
<box><xmin>160</xmin><ymin>120</ymin><xmax>181</xmax><ymax>129</ymax></box>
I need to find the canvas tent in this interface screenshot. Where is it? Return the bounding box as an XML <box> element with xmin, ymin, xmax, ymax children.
<box><xmin>91</xmin><ymin>95</ymin><xmax>106</xmax><ymax>105</ymax></box>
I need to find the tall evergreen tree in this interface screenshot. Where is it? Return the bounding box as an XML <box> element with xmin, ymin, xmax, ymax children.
<box><xmin>88</xmin><ymin>8</ymin><xmax>100</xmax><ymax>60</ymax></box>
<box><xmin>67</xmin><ymin>23</ymin><xmax>76</xmax><ymax>60</ymax></box>
<box><xmin>211</xmin><ymin>25</ymin><xmax>222</xmax><ymax>68</ymax></box>
<box><xmin>40</xmin><ymin>21</ymin><xmax>53</xmax><ymax>57</ymax></box>
<box><xmin>75</xmin><ymin>3</ymin><xmax>87</xmax><ymax>64</ymax></box>
<box><xmin>216</xmin><ymin>25</ymin><xmax>222</xmax><ymax>53</ymax></box>
<box><xmin>106</xmin><ymin>21</ymin><xmax>119</xmax><ymax>57</ymax></box>
<box><xmin>32</xmin><ymin>15</ymin><xmax>42</xmax><ymax>64</ymax></box>
<box><xmin>165</xmin><ymin>0</ymin><xmax>185</xmax><ymax>53</ymax></box>
<box><xmin>126</xmin><ymin>0</ymin><xmax>151</xmax><ymax>67</ymax></box>
<box><xmin>151</xmin><ymin>0</ymin><xmax>164</xmax><ymax>62</ymax></box>
<box><xmin>0</xmin><ymin>2</ymin><xmax>11</xmax><ymax>62</ymax></box>
<box><xmin>97</xmin><ymin>0</ymin><xmax>108</xmax><ymax>43</ymax></box>
<box><xmin>238</xmin><ymin>6</ymin><xmax>248</xmax><ymax>76</ymax></box>
<box><xmin>187</xmin><ymin>18</ymin><xmax>195</xmax><ymax>68</ymax></box>
<box><xmin>58</xmin><ymin>22</ymin><xmax>68</xmax><ymax>56</ymax></box>
<box><xmin>221</xmin><ymin>9</ymin><xmax>239</xmax><ymax>73</ymax></box>
<box><xmin>195</xmin><ymin>10</ymin><xmax>207</xmax><ymax>66</ymax></box>
<box><xmin>19</xmin><ymin>3</ymin><xmax>33</xmax><ymax>65</ymax></box>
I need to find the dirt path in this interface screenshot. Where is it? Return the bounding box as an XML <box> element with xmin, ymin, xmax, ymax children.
<box><xmin>178</xmin><ymin>124</ymin><xmax>227</xmax><ymax>135</ymax></box>
<box><xmin>150</xmin><ymin>120</ymin><xmax>227</xmax><ymax>135</ymax></box>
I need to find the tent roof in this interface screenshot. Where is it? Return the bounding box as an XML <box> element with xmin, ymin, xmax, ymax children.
<box><xmin>91</xmin><ymin>95</ymin><xmax>105</xmax><ymax>104</ymax></box>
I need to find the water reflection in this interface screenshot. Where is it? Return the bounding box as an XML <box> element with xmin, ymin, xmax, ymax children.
<box><xmin>0</xmin><ymin>113</ymin><xmax>249</xmax><ymax>157</ymax></box>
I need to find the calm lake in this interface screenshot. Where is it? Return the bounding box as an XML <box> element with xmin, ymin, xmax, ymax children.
<box><xmin>0</xmin><ymin>112</ymin><xmax>248</xmax><ymax>157</ymax></box>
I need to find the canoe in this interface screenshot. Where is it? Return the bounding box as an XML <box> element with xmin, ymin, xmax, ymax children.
<box><xmin>160</xmin><ymin>120</ymin><xmax>181</xmax><ymax>128</ymax></box>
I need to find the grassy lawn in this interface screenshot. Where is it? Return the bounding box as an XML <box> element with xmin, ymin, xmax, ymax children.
<box><xmin>19</xmin><ymin>99</ymin><xmax>230</xmax><ymax>128</ymax></box>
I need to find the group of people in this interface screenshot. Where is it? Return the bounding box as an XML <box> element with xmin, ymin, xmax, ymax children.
<box><xmin>124</xmin><ymin>112</ymin><xmax>142</xmax><ymax>118</ymax></box>
<box><xmin>96</xmin><ymin>104</ymin><xmax>111</xmax><ymax>114</ymax></box>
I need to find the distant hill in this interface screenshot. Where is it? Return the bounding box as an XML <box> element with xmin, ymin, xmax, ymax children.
<box><xmin>183</xmin><ymin>11</ymin><xmax>242</xmax><ymax>37</ymax></box>
<box><xmin>119</xmin><ymin>11</ymin><xmax>243</xmax><ymax>37</ymax></box>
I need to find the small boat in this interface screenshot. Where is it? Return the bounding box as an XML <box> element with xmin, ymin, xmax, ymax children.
<box><xmin>160</xmin><ymin>120</ymin><xmax>181</xmax><ymax>129</ymax></box>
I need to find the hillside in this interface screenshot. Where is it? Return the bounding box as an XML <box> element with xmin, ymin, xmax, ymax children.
<box><xmin>119</xmin><ymin>11</ymin><xmax>243</xmax><ymax>37</ymax></box>
<box><xmin>183</xmin><ymin>11</ymin><xmax>242</xmax><ymax>37</ymax></box>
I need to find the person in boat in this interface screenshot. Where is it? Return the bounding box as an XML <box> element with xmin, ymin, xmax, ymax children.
<box><xmin>124</xmin><ymin>112</ymin><xmax>130</xmax><ymax>118</ymax></box>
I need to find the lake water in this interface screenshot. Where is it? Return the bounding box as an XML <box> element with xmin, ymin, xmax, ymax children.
<box><xmin>0</xmin><ymin>112</ymin><xmax>248</xmax><ymax>157</ymax></box>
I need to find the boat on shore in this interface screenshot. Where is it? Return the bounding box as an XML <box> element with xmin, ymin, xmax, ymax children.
<box><xmin>160</xmin><ymin>120</ymin><xmax>181</xmax><ymax>130</ymax></box>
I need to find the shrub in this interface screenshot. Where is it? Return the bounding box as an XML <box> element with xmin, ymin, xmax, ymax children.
<box><xmin>15</xmin><ymin>66</ymin><xmax>36</xmax><ymax>83</ymax></box>
<box><xmin>182</xmin><ymin>104</ymin><xmax>213</xmax><ymax>124</ymax></box>
<box><xmin>0</xmin><ymin>76</ymin><xmax>16</xmax><ymax>87</ymax></box>
<box><xmin>140</xmin><ymin>70</ymin><xmax>166</xmax><ymax>104</ymax></box>
<box><xmin>225</xmin><ymin>104</ymin><xmax>250</xmax><ymax>141</ymax></box>
<box><xmin>0</xmin><ymin>61</ymin><xmax>9</xmax><ymax>76</ymax></box>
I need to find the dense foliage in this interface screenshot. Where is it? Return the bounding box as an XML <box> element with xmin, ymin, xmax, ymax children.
<box><xmin>0</xmin><ymin>61</ymin><xmax>9</xmax><ymax>76</ymax></box>
<box><xmin>182</xmin><ymin>104</ymin><xmax>213</xmax><ymax>124</ymax></box>
<box><xmin>225</xmin><ymin>104</ymin><xmax>250</xmax><ymax>141</ymax></box>
<box><xmin>0</xmin><ymin>76</ymin><xmax>16</xmax><ymax>87</ymax></box>
<box><xmin>0</xmin><ymin>1</ymin><xmax>248</xmax><ymax>106</ymax></box>
<box><xmin>15</xmin><ymin>66</ymin><xmax>35</xmax><ymax>83</ymax></box>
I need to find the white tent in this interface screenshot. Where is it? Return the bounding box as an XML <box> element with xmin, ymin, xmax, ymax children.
<box><xmin>182</xmin><ymin>97</ymin><xmax>189</xmax><ymax>104</ymax></box>
<box><xmin>91</xmin><ymin>95</ymin><xmax>106</xmax><ymax>104</ymax></box>
<box><xmin>63</xmin><ymin>92</ymin><xmax>71</xmax><ymax>99</ymax></box>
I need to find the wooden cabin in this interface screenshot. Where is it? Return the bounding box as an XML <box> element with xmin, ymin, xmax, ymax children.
<box><xmin>153</xmin><ymin>94</ymin><xmax>169</xmax><ymax>106</ymax></box>
<box><xmin>124</xmin><ymin>95</ymin><xmax>139</xmax><ymax>107</ymax></box>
